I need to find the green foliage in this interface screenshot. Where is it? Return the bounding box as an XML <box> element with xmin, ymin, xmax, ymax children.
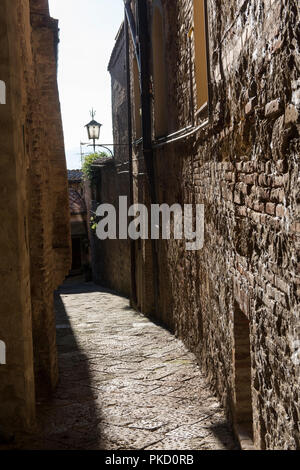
<box><xmin>90</xmin><ymin>216</ymin><xmax>97</xmax><ymax>232</ymax></box>
<box><xmin>82</xmin><ymin>152</ymin><xmax>108</xmax><ymax>180</ymax></box>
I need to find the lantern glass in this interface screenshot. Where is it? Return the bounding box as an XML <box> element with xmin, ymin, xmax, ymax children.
<box><xmin>85</xmin><ymin>119</ymin><xmax>102</xmax><ymax>141</ymax></box>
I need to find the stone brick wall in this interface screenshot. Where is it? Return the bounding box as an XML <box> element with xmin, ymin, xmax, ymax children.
<box><xmin>90</xmin><ymin>164</ymin><xmax>131</xmax><ymax>297</ymax></box>
<box><xmin>124</xmin><ymin>0</ymin><xmax>299</xmax><ymax>449</ymax></box>
<box><xmin>88</xmin><ymin>25</ymin><xmax>131</xmax><ymax>298</ymax></box>
<box><xmin>0</xmin><ymin>0</ymin><xmax>71</xmax><ymax>437</ymax></box>
<box><xmin>29</xmin><ymin>0</ymin><xmax>71</xmax><ymax>398</ymax></box>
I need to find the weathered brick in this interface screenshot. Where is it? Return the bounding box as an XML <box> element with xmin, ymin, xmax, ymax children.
<box><xmin>266</xmin><ymin>202</ymin><xmax>276</xmax><ymax>215</ymax></box>
<box><xmin>285</xmin><ymin>104</ymin><xmax>299</xmax><ymax>125</ymax></box>
<box><xmin>0</xmin><ymin>0</ymin><xmax>71</xmax><ymax>437</ymax></box>
<box><xmin>270</xmin><ymin>188</ymin><xmax>285</xmax><ymax>203</ymax></box>
<box><xmin>103</xmin><ymin>0</ymin><xmax>300</xmax><ymax>452</ymax></box>
<box><xmin>253</xmin><ymin>201</ymin><xmax>265</xmax><ymax>212</ymax></box>
<box><xmin>243</xmin><ymin>173</ymin><xmax>258</xmax><ymax>185</ymax></box>
<box><xmin>276</xmin><ymin>204</ymin><xmax>285</xmax><ymax>217</ymax></box>
<box><xmin>265</xmin><ymin>98</ymin><xmax>283</xmax><ymax>118</ymax></box>
<box><xmin>245</xmin><ymin>97</ymin><xmax>257</xmax><ymax>115</ymax></box>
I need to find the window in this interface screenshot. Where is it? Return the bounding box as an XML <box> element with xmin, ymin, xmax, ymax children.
<box><xmin>0</xmin><ymin>340</ymin><xmax>5</xmax><ymax>365</ymax></box>
<box><xmin>193</xmin><ymin>0</ymin><xmax>209</xmax><ymax>112</ymax></box>
<box><xmin>152</xmin><ymin>2</ymin><xmax>168</xmax><ymax>138</ymax></box>
<box><xmin>0</xmin><ymin>80</ymin><xmax>6</xmax><ymax>104</ymax></box>
<box><xmin>133</xmin><ymin>57</ymin><xmax>142</xmax><ymax>139</ymax></box>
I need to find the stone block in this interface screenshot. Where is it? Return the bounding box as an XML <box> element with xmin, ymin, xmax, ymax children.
<box><xmin>285</xmin><ymin>104</ymin><xmax>299</xmax><ymax>126</ymax></box>
<box><xmin>265</xmin><ymin>99</ymin><xmax>283</xmax><ymax>118</ymax></box>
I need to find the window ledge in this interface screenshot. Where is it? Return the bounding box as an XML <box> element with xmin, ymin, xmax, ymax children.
<box><xmin>195</xmin><ymin>101</ymin><xmax>208</xmax><ymax>118</ymax></box>
<box><xmin>235</xmin><ymin>424</ymin><xmax>256</xmax><ymax>451</ymax></box>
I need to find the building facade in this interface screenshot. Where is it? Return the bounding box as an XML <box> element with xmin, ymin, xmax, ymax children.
<box><xmin>103</xmin><ymin>0</ymin><xmax>300</xmax><ymax>450</ymax></box>
<box><xmin>87</xmin><ymin>25</ymin><xmax>132</xmax><ymax>299</ymax></box>
<box><xmin>68</xmin><ymin>170</ymin><xmax>90</xmax><ymax>276</ymax></box>
<box><xmin>0</xmin><ymin>0</ymin><xmax>71</xmax><ymax>439</ymax></box>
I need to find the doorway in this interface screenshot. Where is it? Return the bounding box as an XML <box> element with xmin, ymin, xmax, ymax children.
<box><xmin>233</xmin><ymin>302</ymin><xmax>254</xmax><ymax>444</ymax></box>
<box><xmin>71</xmin><ymin>237</ymin><xmax>82</xmax><ymax>272</ymax></box>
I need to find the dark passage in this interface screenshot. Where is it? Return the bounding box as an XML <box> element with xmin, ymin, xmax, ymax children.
<box><xmin>234</xmin><ymin>303</ymin><xmax>254</xmax><ymax>442</ymax></box>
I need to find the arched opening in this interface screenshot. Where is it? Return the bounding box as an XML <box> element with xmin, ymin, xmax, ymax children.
<box><xmin>193</xmin><ymin>0</ymin><xmax>209</xmax><ymax>112</ymax></box>
<box><xmin>152</xmin><ymin>3</ymin><xmax>168</xmax><ymax>138</ymax></box>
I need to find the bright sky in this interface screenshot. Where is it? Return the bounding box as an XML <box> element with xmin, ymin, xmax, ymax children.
<box><xmin>49</xmin><ymin>0</ymin><xmax>124</xmax><ymax>169</ymax></box>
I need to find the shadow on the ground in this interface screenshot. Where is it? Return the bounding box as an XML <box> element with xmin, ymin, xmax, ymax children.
<box><xmin>60</xmin><ymin>279</ymin><xmax>125</xmax><ymax>298</ymax></box>
<box><xmin>12</xmin><ymin>279</ymin><xmax>237</xmax><ymax>451</ymax></box>
<box><xmin>19</xmin><ymin>285</ymin><xmax>103</xmax><ymax>450</ymax></box>
<box><xmin>209</xmin><ymin>421</ymin><xmax>239</xmax><ymax>450</ymax></box>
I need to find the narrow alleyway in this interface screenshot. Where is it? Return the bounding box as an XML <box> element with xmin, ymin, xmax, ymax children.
<box><xmin>20</xmin><ymin>280</ymin><xmax>237</xmax><ymax>450</ymax></box>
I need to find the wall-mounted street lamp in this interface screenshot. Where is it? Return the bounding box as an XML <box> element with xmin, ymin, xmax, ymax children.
<box><xmin>85</xmin><ymin>109</ymin><xmax>102</xmax><ymax>153</ymax></box>
<box><xmin>82</xmin><ymin>109</ymin><xmax>114</xmax><ymax>158</ymax></box>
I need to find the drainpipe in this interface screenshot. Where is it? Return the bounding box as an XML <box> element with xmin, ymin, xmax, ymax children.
<box><xmin>124</xmin><ymin>1</ymin><xmax>140</xmax><ymax>73</ymax></box>
<box><xmin>125</xmin><ymin>15</ymin><xmax>137</xmax><ymax>306</ymax></box>
<box><xmin>136</xmin><ymin>0</ymin><xmax>156</xmax><ymax>204</ymax></box>
<box><xmin>136</xmin><ymin>0</ymin><xmax>160</xmax><ymax>316</ymax></box>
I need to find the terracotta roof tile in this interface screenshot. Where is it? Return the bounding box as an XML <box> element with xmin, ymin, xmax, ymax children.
<box><xmin>68</xmin><ymin>169</ymin><xmax>83</xmax><ymax>182</ymax></box>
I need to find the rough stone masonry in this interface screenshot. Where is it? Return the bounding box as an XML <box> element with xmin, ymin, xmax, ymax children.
<box><xmin>100</xmin><ymin>0</ymin><xmax>300</xmax><ymax>450</ymax></box>
<box><xmin>0</xmin><ymin>0</ymin><xmax>71</xmax><ymax>438</ymax></box>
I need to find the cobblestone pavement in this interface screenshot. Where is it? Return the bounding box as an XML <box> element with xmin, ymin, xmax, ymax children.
<box><xmin>19</xmin><ymin>281</ymin><xmax>237</xmax><ymax>450</ymax></box>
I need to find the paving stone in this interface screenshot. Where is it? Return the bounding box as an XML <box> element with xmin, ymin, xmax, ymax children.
<box><xmin>17</xmin><ymin>281</ymin><xmax>236</xmax><ymax>450</ymax></box>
